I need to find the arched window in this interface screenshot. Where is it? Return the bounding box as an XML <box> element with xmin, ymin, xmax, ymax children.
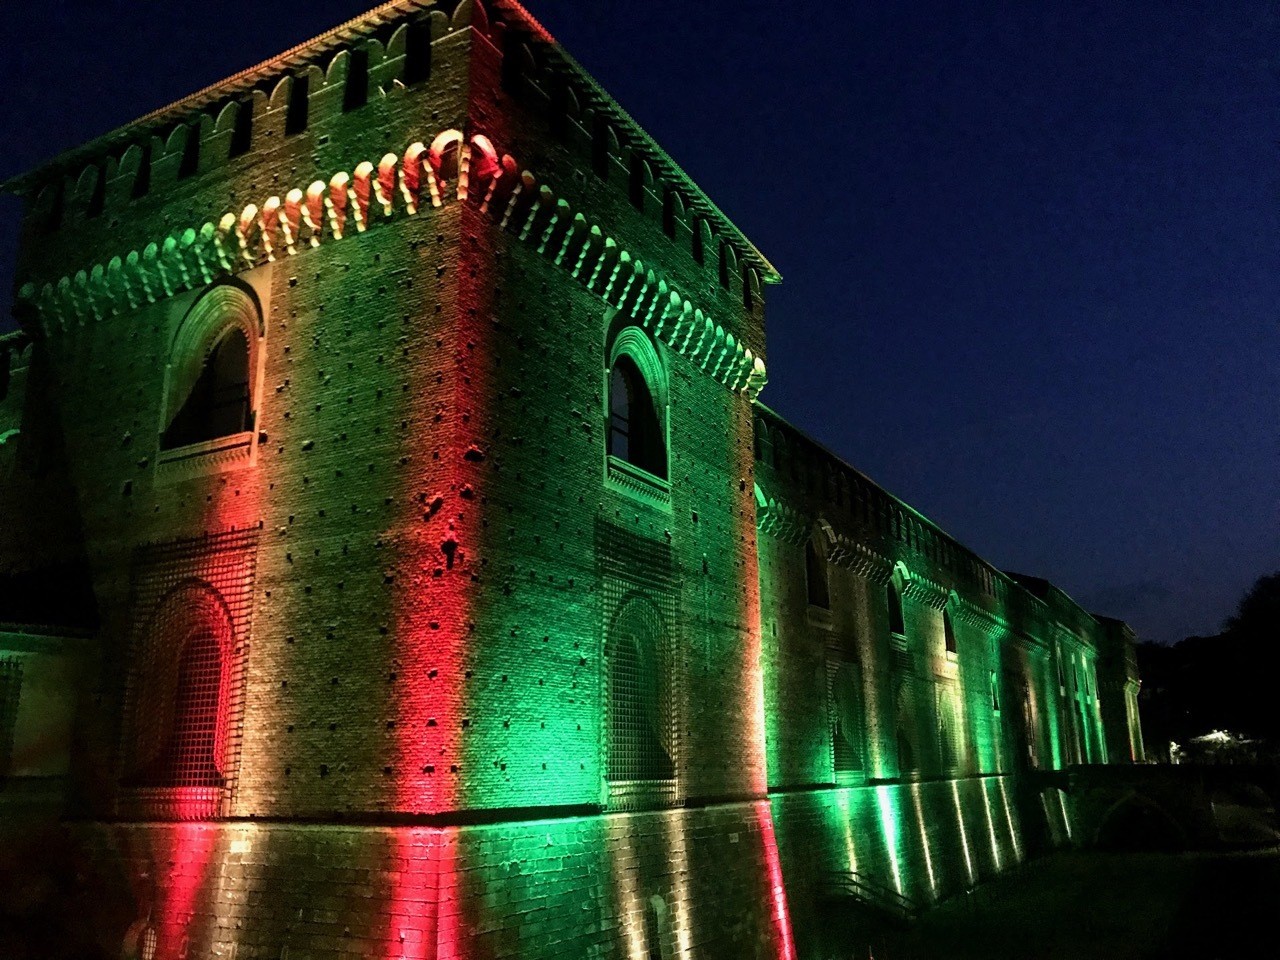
<box><xmin>161</xmin><ymin>281</ymin><xmax>261</xmax><ymax>454</ymax></box>
<box><xmin>943</xmin><ymin>610</ymin><xmax>958</xmax><ymax>655</ymax></box>
<box><xmin>152</xmin><ymin>626</ymin><xmax>225</xmax><ymax>787</ymax></box>
<box><xmin>124</xmin><ymin>582</ymin><xmax>235</xmax><ymax>792</ymax></box>
<box><xmin>608</xmin><ymin>352</ymin><xmax>666</xmax><ymax>479</ymax></box>
<box><xmin>805</xmin><ymin>534</ymin><xmax>830</xmax><ymax>609</ymax></box>
<box><xmin>887</xmin><ymin>582</ymin><xmax>905</xmax><ymax>637</ymax></box>
<box><xmin>606</xmin><ymin>597</ymin><xmax>673</xmax><ymax>784</ymax></box>
<box><xmin>162</xmin><ymin>326</ymin><xmax>251</xmax><ymax>449</ymax></box>
<box><xmin>644</xmin><ymin>895</ymin><xmax>670</xmax><ymax>960</ymax></box>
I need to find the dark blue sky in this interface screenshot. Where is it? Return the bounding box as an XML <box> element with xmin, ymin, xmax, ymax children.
<box><xmin>2</xmin><ymin>1</ymin><xmax>1276</xmax><ymax>642</ymax></box>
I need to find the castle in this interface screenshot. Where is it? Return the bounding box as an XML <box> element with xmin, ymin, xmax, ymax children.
<box><xmin>0</xmin><ymin>2</ymin><xmax>1144</xmax><ymax>958</ymax></box>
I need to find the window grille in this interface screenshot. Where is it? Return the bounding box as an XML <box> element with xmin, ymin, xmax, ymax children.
<box><xmin>119</xmin><ymin>529</ymin><xmax>257</xmax><ymax>819</ymax></box>
<box><xmin>597</xmin><ymin>519</ymin><xmax>678</xmax><ymax>809</ymax></box>
<box><xmin>123</xmin><ymin>588</ymin><xmax>233</xmax><ymax>791</ymax></box>
<box><xmin>130</xmin><ymin>619</ymin><xmax>227</xmax><ymax>788</ymax></box>
<box><xmin>607</xmin><ymin>598</ymin><xmax>674</xmax><ymax>784</ymax></box>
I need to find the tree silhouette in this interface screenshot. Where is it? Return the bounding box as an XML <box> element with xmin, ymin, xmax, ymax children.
<box><xmin>1223</xmin><ymin>573</ymin><xmax>1280</xmax><ymax>639</ymax></box>
<box><xmin>1138</xmin><ymin>572</ymin><xmax>1280</xmax><ymax>756</ymax></box>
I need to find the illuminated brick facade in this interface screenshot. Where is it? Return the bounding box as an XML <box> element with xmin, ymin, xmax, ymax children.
<box><xmin>0</xmin><ymin>2</ymin><xmax>1141</xmax><ymax>958</ymax></box>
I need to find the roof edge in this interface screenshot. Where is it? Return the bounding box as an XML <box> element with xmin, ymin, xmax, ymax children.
<box><xmin>2</xmin><ymin>0</ymin><xmax>780</xmax><ymax>283</ymax></box>
<box><xmin>1</xmin><ymin>0</ymin><xmax>439</xmax><ymax>196</ymax></box>
<box><xmin>754</xmin><ymin>402</ymin><xmax>1108</xmax><ymax>632</ymax></box>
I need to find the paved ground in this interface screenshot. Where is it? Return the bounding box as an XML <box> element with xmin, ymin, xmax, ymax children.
<box><xmin>821</xmin><ymin>846</ymin><xmax>1280</xmax><ymax>960</ymax></box>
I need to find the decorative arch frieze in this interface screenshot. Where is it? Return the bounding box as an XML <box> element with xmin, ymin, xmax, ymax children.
<box><xmin>894</xmin><ymin>562</ymin><xmax>949</xmax><ymax>610</ymax></box>
<box><xmin>753</xmin><ymin>488</ymin><xmax>895</xmax><ymax>583</ymax></box>
<box><xmin>951</xmin><ymin>595</ymin><xmax>1012</xmax><ymax>638</ymax></box>
<box><xmin>16</xmin><ymin>128</ymin><xmax>767</xmax><ymax>399</ymax></box>
<box><xmin>753</xmin><ymin>485</ymin><xmax>807</xmax><ymax>545</ymax></box>
<box><xmin>827</xmin><ymin>538</ymin><xmax>893</xmax><ymax>586</ymax></box>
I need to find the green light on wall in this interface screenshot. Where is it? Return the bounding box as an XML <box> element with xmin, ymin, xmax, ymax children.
<box><xmin>998</xmin><ymin>777</ymin><xmax>1021</xmax><ymax>864</ymax></box>
<box><xmin>951</xmin><ymin>780</ymin><xmax>975</xmax><ymax>886</ymax></box>
<box><xmin>980</xmin><ymin>777</ymin><xmax>1002</xmax><ymax>871</ymax></box>
<box><xmin>835</xmin><ymin>788</ymin><xmax>858</xmax><ymax>875</ymax></box>
<box><xmin>875</xmin><ymin>784</ymin><xmax>905</xmax><ymax>896</ymax></box>
<box><xmin>910</xmin><ymin>782</ymin><xmax>937</xmax><ymax>899</ymax></box>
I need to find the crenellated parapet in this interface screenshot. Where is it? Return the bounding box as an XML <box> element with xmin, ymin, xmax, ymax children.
<box><xmin>13</xmin><ymin>129</ymin><xmax>767</xmax><ymax>399</ymax></box>
<box><xmin>1007</xmin><ymin>573</ymin><xmax>1103</xmax><ymax>654</ymax></box>
<box><xmin>753</xmin><ymin>405</ymin><xmax>1007</xmax><ymax>601</ymax></box>
<box><xmin>753</xmin><ymin>406</ymin><xmax>1116</xmax><ymax>659</ymax></box>
<box><xmin>5</xmin><ymin>0</ymin><xmax>776</xmax><ymax>324</ymax></box>
<box><xmin>488</xmin><ymin>0</ymin><xmax>778</xmax><ymax>310</ymax></box>
<box><xmin>11</xmin><ymin>3</ymin><xmax>472</xmax><ymax>232</ymax></box>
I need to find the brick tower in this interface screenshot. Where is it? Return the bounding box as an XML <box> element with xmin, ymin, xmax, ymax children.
<box><xmin>0</xmin><ymin>2</ymin><xmax>1141</xmax><ymax>958</ymax></box>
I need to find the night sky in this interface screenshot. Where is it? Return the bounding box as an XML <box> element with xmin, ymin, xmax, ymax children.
<box><xmin>1</xmin><ymin>2</ymin><xmax>1275</xmax><ymax>643</ymax></box>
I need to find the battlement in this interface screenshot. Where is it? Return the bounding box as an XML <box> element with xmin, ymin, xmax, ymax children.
<box><xmin>13</xmin><ymin>122</ymin><xmax>767</xmax><ymax>400</ymax></box>
<box><xmin>6</xmin><ymin>2</ymin><xmax>471</xmax><ymax>224</ymax></box>
<box><xmin>753</xmin><ymin>404</ymin><xmax>1106</xmax><ymax>652</ymax></box>
<box><xmin>4</xmin><ymin>0</ymin><xmax>775</xmax><ymax>316</ymax></box>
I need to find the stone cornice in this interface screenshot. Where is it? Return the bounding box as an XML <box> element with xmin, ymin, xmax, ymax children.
<box><xmin>15</xmin><ymin>130</ymin><xmax>767</xmax><ymax>399</ymax></box>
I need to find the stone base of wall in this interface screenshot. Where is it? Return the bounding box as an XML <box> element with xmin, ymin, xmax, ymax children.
<box><xmin>770</xmin><ymin>776</ymin><xmax>1075</xmax><ymax>959</ymax></box>
<box><xmin>2</xmin><ymin>777</ymin><xmax>1074</xmax><ymax>960</ymax></box>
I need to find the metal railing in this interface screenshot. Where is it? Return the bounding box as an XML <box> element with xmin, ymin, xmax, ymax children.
<box><xmin>819</xmin><ymin>870</ymin><xmax>922</xmax><ymax>924</ymax></box>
